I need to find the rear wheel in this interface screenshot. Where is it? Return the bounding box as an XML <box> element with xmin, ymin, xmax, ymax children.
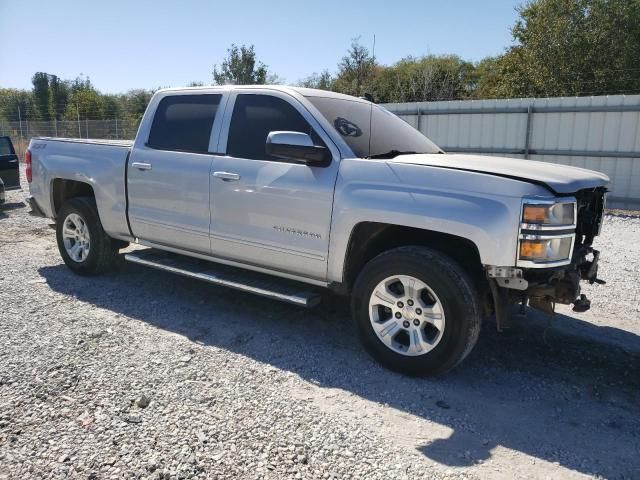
<box><xmin>351</xmin><ymin>246</ymin><xmax>481</xmax><ymax>376</ymax></box>
<box><xmin>56</xmin><ymin>197</ymin><xmax>120</xmax><ymax>275</ymax></box>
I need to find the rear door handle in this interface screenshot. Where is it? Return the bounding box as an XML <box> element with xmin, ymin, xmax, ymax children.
<box><xmin>213</xmin><ymin>171</ymin><xmax>240</xmax><ymax>181</ymax></box>
<box><xmin>8</xmin><ymin>159</ymin><xmax>18</xmax><ymax>164</ymax></box>
<box><xmin>132</xmin><ymin>162</ymin><xmax>152</xmax><ymax>171</ymax></box>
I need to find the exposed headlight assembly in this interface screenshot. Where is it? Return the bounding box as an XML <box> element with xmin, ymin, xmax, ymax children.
<box><xmin>517</xmin><ymin>199</ymin><xmax>576</xmax><ymax>267</ymax></box>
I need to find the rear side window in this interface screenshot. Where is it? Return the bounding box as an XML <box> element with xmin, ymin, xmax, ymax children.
<box><xmin>0</xmin><ymin>137</ymin><xmax>15</xmax><ymax>156</ymax></box>
<box><xmin>147</xmin><ymin>94</ymin><xmax>221</xmax><ymax>153</ymax></box>
<box><xmin>227</xmin><ymin>94</ymin><xmax>324</xmax><ymax>161</ymax></box>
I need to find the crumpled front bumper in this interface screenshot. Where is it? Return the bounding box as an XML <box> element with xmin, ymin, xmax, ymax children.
<box><xmin>524</xmin><ymin>245</ymin><xmax>603</xmax><ymax>313</ymax></box>
<box><xmin>487</xmin><ymin>247</ymin><xmax>603</xmax><ymax>330</ymax></box>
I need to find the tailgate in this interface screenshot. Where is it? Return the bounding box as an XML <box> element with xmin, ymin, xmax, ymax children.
<box><xmin>0</xmin><ymin>136</ymin><xmax>20</xmax><ymax>189</ymax></box>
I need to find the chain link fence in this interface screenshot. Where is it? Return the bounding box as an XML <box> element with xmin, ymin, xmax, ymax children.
<box><xmin>0</xmin><ymin>119</ymin><xmax>140</xmax><ymax>158</ymax></box>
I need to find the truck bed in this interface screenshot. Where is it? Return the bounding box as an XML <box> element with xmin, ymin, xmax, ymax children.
<box><xmin>28</xmin><ymin>136</ymin><xmax>133</xmax><ymax>241</ymax></box>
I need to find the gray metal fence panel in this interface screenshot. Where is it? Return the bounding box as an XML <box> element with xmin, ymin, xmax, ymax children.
<box><xmin>383</xmin><ymin>95</ymin><xmax>640</xmax><ymax>206</ymax></box>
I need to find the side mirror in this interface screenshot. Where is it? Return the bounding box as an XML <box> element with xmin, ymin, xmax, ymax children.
<box><xmin>266</xmin><ymin>131</ymin><xmax>330</xmax><ymax>166</ymax></box>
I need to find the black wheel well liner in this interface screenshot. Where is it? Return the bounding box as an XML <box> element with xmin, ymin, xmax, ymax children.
<box><xmin>342</xmin><ymin>222</ymin><xmax>486</xmax><ymax>293</ymax></box>
<box><xmin>51</xmin><ymin>179</ymin><xmax>95</xmax><ymax>217</ymax></box>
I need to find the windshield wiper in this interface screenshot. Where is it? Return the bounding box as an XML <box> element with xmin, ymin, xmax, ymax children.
<box><xmin>367</xmin><ymin>150</ymin><xmax>418</xmax><ymax>159</ymax></box>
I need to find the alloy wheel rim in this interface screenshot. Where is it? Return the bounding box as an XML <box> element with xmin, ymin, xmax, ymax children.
<box><xmin>368</xmin><ymin>275</ymin><xmax>446</xmax><ymax>356</ymax></box>
<box><xmin>62</xmin><ymin>213</ymin><xmax>91</xmax><ymax>262</ymax></box>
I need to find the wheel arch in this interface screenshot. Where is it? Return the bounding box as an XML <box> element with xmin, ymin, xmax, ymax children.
<box><xmin>51</xmin><ymin>178</ymin><xmax>96</xmax><ymax>218</ymax></box>
<box><xmin>340</xmin><ymin>222</ymin><xmax>487</xmax><ymax>295</ymax></box>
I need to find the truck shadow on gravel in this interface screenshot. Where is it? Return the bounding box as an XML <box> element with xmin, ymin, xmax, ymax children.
<box><xmin>39</xmin><ymin>262</ymin><xmax>640</xmax><ymax>478</ymax></box>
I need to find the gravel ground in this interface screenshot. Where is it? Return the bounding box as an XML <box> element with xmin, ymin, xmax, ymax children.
<box><xmin>1</xmin><ymin>174</ymin><xmax>639</xmax><ymax>479</ymax></box>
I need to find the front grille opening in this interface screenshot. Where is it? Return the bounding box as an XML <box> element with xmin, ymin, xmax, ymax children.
<box><xmin>575</xmin><ymin>187</ymin><xmax>606</xmax><ymax>247</ymax></box>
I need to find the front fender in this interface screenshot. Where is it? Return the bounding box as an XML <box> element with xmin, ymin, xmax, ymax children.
<box><xmin>327</xmin><ymin>159</ymin><xmax>548</xmax><ymax>283</ymax></box>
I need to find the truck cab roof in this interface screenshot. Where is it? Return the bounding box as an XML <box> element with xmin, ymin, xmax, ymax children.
<box><xmin>155</xmin><ymin>85</ymin><xmax>371</xmax><ymax>103</ymax></box>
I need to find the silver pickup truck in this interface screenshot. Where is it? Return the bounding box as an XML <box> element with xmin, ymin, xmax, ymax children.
<box><xmin>26</xmin><ymin>85</ymin><xmax>609</xmax><ymax>375</ymax></box>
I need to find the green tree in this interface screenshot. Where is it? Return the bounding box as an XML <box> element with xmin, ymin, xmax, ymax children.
<box><xmin>333</xmin><ymin>37</ymin><xmax>376</xmax><ymax>96</ymax></box>
<box><xmin>482</xmin><ymin>0</ymin><xmax>640</xmax><ymax>98</ymax></box>
<box><xmin>64</xmin><ymin>75</ymin><xmax>106</xmax><ymax>120</ymax></box>
<box><xmin>471</xmin><ymin>56</ymin><xmax>504</xmax><ymax>99</ymax></box>
<box><xmin>0</xmin><ymin>88</ymin><xmax>35</xmax><ymax>122</ymax></box>
<box><xmin>49</xmin><ymin>75</ymin><xmax>69</xmax><ymax>121</ymax></box>
<box><xmin>123</xmin><ymin>89</ymin><xmax>153</xmax><ymax>122</ymax></box>
<box><xmin>32</xmin><ymin>72</ymin><xmax>51</xmax><ymax>120</ymax></box>
<box><xmin>266</xmin><ymin>73</ymin><xmax>286</xmax><ymax>85</ymax></box>
<box><xmin>373</xmin><ymin>55</ymin><xmax>476</xmax><ymax>103</ymax></box>
<box><xmin>213</xmin><ymin>44</ymin><xmax>268</xmax><ymax>85</ymax></box>
<box><xmin>102</xmin><ymin>94</ymin><xmax>121</xmax><ymax>119</ymax></box>
<box><xmin>1</xmin><ymin>72</ymin><xmax>156</xmax><ymax>133</ymax></box>
<box><xmin>298</xmin><ymin>70</ymin><xmax>333</xmax><ymax>90</ymax></box>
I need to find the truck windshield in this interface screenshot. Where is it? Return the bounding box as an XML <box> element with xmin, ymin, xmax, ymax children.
<box><xmin>305</xmin><ymin>96</ymin><xmax>442</xmax><ymax>158</ymax></box>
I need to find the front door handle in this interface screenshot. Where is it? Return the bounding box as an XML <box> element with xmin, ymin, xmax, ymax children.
<box><xmin>213</xmin><ymin>171</ymin><xmax>240</xmax><ymax>181</ymax></box>
<box><xmin>7</xmin><ymin>159</ymin><xmax>18</xmax><ymax>164</ymax></box>
<box><xmin>132</xmin><ymin>162</ymin><xmax>152</xmax><ymax>171</ymax></box>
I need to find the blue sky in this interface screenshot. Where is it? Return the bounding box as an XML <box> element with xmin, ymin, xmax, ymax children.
<box><xmin>0</xmin><ymin>0</ymin><xmax>521</xmax><ymax>93</ymax></box>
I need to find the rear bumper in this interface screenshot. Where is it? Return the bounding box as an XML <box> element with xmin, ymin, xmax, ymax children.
<box><xmin>26</xmin><ymin>195</ymin><xmax>47</xmax><ymax>218</ymax></box>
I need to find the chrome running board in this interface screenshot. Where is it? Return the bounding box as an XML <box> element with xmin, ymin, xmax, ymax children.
<box><xmin>124</xmin><ymin>249</ymin><xmax>322</xmax><ymax>308</ymax></box>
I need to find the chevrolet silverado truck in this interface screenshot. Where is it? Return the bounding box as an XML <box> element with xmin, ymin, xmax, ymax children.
<box><xmin>26</xmin><ymin>86</ymin><xmax>609</xmax><ymax>375</ymax></box>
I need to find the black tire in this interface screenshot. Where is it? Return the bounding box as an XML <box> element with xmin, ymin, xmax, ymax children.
<box><xmin>351</xmin><ymin>246</ymin><xmax>481</xmax><ymax>376</ymax></box>
<box><xmin>56</xmin><ymin>197</ymin><xmax>120</xmax><ymax>275</ymax></box>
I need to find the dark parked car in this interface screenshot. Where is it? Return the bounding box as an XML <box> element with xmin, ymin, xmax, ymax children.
<box><xmin>0</xmin><ymin>136</ymin><xmax>20</xmax><ymax>191</ymax></box>
<box><xmin>0</xmin><ymin>177</ymin><xmax>5</xmax><ymax>206</ymax></box>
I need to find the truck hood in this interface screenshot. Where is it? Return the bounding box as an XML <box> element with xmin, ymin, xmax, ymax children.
<box><xmin>387</xmin><ymin>153</ymin><xmax>609</xmax><ymax>194</ymax></box>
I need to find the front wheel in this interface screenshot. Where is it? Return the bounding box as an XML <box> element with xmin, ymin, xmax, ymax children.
<box><xmin>56</xmin><ymin>197</ymin><xmax>120</xmax><ymax>275</ymax></box>
<box><xmin>351</xmin><ymin>246</ymin><xmax>481</xmax><ymax>376</ymax></box>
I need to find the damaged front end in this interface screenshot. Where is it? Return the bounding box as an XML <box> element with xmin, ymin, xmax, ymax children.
<box><xmin>487</xmin><ymin>187</ymin><xmax>607</xmax><ymax>330</ymax></box>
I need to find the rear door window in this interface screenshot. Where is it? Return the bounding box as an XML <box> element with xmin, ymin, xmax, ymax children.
<box><xmin>227</xmin><ymin>94</ymin><xmax>324</xmax><ymax>161</ymax></box>
<box><xmin>147</xmin><ymin>94</ymin><xmax>222</xmax><ymax>153</ymax></box>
